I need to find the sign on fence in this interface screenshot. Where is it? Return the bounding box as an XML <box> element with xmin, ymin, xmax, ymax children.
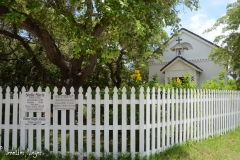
<box><xmin>21</xmin><ymin>116</ymin><xmax>48</xmax><ymax>125</ymax></box>
<box><xmin>20</xmin><ymin>92</ymin><xmax>49</xmax><ymax>112</ymax></box>
<box><xmin>20</xmin><ymin>90</ymin><xmax>50</xmax><ymax>125</ymax></box>
<box><xmin>53</xmin><ymin>95</ymin><xmax>75</xmax><ymax>110</ymax></box>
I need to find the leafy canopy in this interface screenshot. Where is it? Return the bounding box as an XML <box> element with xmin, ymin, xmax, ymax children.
<box><xmin>205</xmin><ymin>0</ymin><xmax>240</xmax><ymax>79</ymax></box>
<box><xmin>0</xmin><ymin>0</ymin><xmax>199</xmax><ymax>89</ymax></box>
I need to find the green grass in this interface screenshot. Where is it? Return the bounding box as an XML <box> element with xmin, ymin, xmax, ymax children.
<box><xmin>1</xmin><ymin>127</ymin><xmax>240</xmax><ymax>159</ymax></box>
<box><xmin>154</xmin><ymin>127</ymin><xmax>240</xmax><ymax>160</ymax></box>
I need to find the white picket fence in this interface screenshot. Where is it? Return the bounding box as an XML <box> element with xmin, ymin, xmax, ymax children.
<box><xmin>0</xmin><ymin>86</ymin><xmax>240</xmax><ymax>159</ymax></box>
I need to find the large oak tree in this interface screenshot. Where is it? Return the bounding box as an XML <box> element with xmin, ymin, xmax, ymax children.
<box><xmin>0</xmin><ymin>0</ymin><xmax>199</xmax><ymax>90</ymax></box>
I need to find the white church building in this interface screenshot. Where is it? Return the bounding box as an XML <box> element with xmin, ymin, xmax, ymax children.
<box><xmin>147</xmin><ymin>28</ymin><xmax>225</xmax><ymax>87</ymax></box>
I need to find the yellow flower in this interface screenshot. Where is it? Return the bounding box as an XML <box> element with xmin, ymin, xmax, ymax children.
<box><xmin>176</xmin><ymin>77</ymin><xmax>181</xmax><ymax>84</ymax></box>
<box><xmin>134</xmin><ymin>70</ymin><xmax>140</xmax><ymax>74</ymax></box>
<box><xmin>131</xmin><ymin>69</ymin><xmax>142</xmax><ymax>82</ymax></box>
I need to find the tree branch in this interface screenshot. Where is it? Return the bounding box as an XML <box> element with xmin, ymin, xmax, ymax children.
<box><xmin>0</xmin><ymin>29</ymin><xmax>64</xmax><ymax>87</ymax></box>
<box><xmin>0</xmin><ymin>5</ymin><xmax>70</xmax><ymax>72</ymax></box>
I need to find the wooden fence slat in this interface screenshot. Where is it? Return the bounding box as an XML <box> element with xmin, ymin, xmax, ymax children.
<box><xmin>44</xmin><ymin>87</ymin><xmax>50</xmax><ymax>151</ymax></box>
<box><xmin>162</xmin><ymin>88</ymin><xmax>166</xmax><ymax>151</ymax></box>
<box><xmin>183</xmin><ymin>88</ymin><xmax>188</xmax><ymax>142</ymax></box>
<box><xmin>78</xmin><ymin>87</ymin><xmax>84</xmax><ymax>158</ymax></box>
<box><xmin>121</xmin><ymin>87</ymin><xmax>127</xmax><ymax>153</ymax></box>
<box><xmin>4</xmin><ymin>87</ymin><xmax>10</xmax><ymax>150</ymax></box>
<box><xmin>113</xmin><ymin>87</ymin><xmax>118</xmax><ymax>156</ymax></box>
<box><xmin>12</xmin><ymin>87</ymin><xmax>18</xmax><ymax>148</ymax></box>
<box><xmin>70</xmin><ymin>87</ymin><xmax>75</xmax><ymax>153</ymax></box>
<box><xmin>61</xmin><ymin>87</ymin><xmax>67</xmax><ymax>155</ymax></box>
<box><xmin>157</xmin><ymin>88</ymin><xmax>161</xmax><ymax>150</ymax></box>
<box><xmin>175</xmin><ymin>88</ymin><xmax>179</xmax><ymax>144</ymax></box>
<box><xmin>139</xmin><ymin>87</ymin><xmax>145</xmax><ymax>156</ymax></box>
<box><xmin>53</xmin><ymin>87</ymin><xmax>58</xmax><ymax>152</ymax></box>
<box><xmin>151</xmin><ymin>87</ymin><xmax>156</xmax><ymax>153</ymax></box>
<box><xmin>104</xmin><ymin>87</ymin><xmax>109</xmax><ymax>152</ymax></box>
<box><xmin>86</xmin><ymin>87</ymin><xmax>92</xmax><ymax>155</ymax></box>
<box><xmin>171</xmin><ymin>89</ymin><xmax>174</xmax><ymax>146</ymax></box>
<box><xmin>130</xmin><ymin>87</ymin><xmax>136</xmax><ymax>157</ymax></box>
<box><xmin>20</xmin><ymin>87</ymin><xmax>26</xmax><ymax>150</ymax></box>
<box><xmin>179</xmin><ymin>88</ymin><xmax>183</xmax><ymax>144</ymax></box>
<box><xmin>166</xmin><ymin>88</ymin><xmax>170</xmax><ymax>148</ymax></box>
<box><xmin>36</xmin><ymin>87</ymin><xmax>42</xmax><ymax>151</ymax></box>
<box><xmin>95</xmin><ymin>87</ymin><xmax>101</xmax><ymax>157</ymax></box>
<box><xmin>190</xmin><ymin>89</ymin><xmax>193</xmax><ymax>140</ymax></box>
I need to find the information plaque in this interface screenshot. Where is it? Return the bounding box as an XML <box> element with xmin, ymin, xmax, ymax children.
<box><xmin>53</xmin><ymin>95</ymin><xmax>75</xmax><ymax>110</ymax></box>
<box><xmin>21</xmin><ymin>116</ymin><xmax>48</xmax><ymax>125</ymax></box>
<box><xmin>21</xmin><ymin>92</ymin><xmax>49</xmax><ymax>112</ymax></box>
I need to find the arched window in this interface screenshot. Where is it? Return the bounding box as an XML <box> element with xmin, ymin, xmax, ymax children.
<box><xmin>181</xmin><ymin>42</ymin><xmax>193</xmax><ymax>49</ymax></box>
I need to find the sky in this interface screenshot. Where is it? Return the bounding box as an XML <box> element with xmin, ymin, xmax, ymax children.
<box><xmin>170</xmin><ymin>0</ymin><xmax>237</xmax><ymax>43</ymax></box>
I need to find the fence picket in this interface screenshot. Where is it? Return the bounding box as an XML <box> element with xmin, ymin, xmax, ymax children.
<box><xmin>151</xmin><ymin>87</ymin><xmax>156</xmax><ymax>153</ymax></box>
<box><xmin>183</xmin><ymin>88</ymin><xmax>187</xmax><ymax>142</ymax></box>
<box><xmin>179</xmin><ymin>88</ymin><xmax>183</xmax><ymax>144</ymax></box>
<box><xmin>44</xmin><ymin>87</ymin><xmax>50</xmax><ymax>150</ymax></box>
<box><xmin>157</xmin><ymin>88</ymin><xmax>161</xmax><ymax>150</ymax></box>
<box><xmin>70</xmin><ymin>87</ymin><xmax>75</xmax><ymax>153</ymax></box>
<box><xmin>104</xmin><ymin>87</ymin><xmax>109</xmax><ymax>152</ymax></box>
<box><xmin>146</xmin><ymin>87</ymin><xmax>150</xmax><ymax>155</ymax></box>
<box><xmin>78</xmin><ymin>87</ymin><xmax>84</xmax><ymax>158</ymax></box>
<box><xmin>53</xmin><ymin>87</ymin><xmax>58</xmax><ymax>152</ymax></box>
<box><xmin>4</xmin><ymin>87</ymin><xmax>10</xmax><ymax>150</ymax></box>
<box><xmin>166</xmin><ymin>88</ymin><xmax>170</xmax><ymax>148</ymax></box>
<box><xmin>86</xmin><ymin>87</ymin><xmax>92</xmax><ymax>155</ymax></box>
<box><xmin>20</xmin><ymin>87</ymin><xmax>26</xmax><ymax>150</ymax></box>
<box><xmin>130</xmin><ymin>87</ymin><xmax>136</xmax><ymax>157</ymax></box>
<box><xmin>171</xmin><ymin>88</ymin><xmax>174</xmax><ymax>146</ymax></box>
<box><xmin>139</xmin><ymin>87</ymin><xmax>145</xmax><ymax>156</ymax></box>
<box><xmin>113</xmin><ymin>87</ymin><xmax>118</xmax><ymax>157</ymax></box>
<box><xmin>12</xmin><ymin>87</ymin><xmax>18</xmax><ymax>148</ymax></box>
<box><xmin>162</xmin><ymin>88</ymin><xmax>166</xmax><ymax>151</ymax></box>
<box><xmin>121</xmin><ymin>87</ymin><xmax>127</xmax><ymax>153</ymax></box>
<box><xmin>95</xmin><ymin>87</ymin><xmax>101</xmax><ymax>157</ymax></box>
<box><xmin>175</xmin><ymin>88</ymin><xmax>179</xmax><ymax>144</ymax></box>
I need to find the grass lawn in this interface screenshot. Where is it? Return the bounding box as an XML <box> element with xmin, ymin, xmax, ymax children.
<box><xmin>155</xmin><ymin>127</ymin><xmax>240</xmax><ymax>160</ymax></box>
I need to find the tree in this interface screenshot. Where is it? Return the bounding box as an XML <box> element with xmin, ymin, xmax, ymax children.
<box><xmin>0</xmin><ymin>0</ymin><xmax>199</xmax><ymax>91</ymax></box>
<box><xmin>205</xmin><ymin>0</ymin><xmax>240</xmax><ymax>79</ymax></box>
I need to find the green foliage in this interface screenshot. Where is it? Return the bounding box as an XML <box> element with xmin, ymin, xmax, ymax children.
<box><xmin>202</xmin><ymin>70</ymin><xmax>237</xmax><ymax>90</ymax></box>
<box><xmin>0</xmin><ymin>0</ymin><xmax>199</xmax><ymax>89</ymax></box>
<box><xmin>205</xmin><ymin>1</ymin><xmax>240</xmax><ymax>80</ymax></box>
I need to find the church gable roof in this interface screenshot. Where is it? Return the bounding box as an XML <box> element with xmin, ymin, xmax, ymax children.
<box><xmin>178</xmin><ymin>28</ymin><xmax>219</xmax><ymax>48</ymax></box>
<box><xmin>160</xmin><ymin>56</ymin><xmax>203</xmax><ymax>73</ymax></box>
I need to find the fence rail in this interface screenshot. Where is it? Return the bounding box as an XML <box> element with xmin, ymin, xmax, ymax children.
<box><xmin>0</xmin><ymin>86</ymin><xmax>239</xmax><ymax>159</ymax></box>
